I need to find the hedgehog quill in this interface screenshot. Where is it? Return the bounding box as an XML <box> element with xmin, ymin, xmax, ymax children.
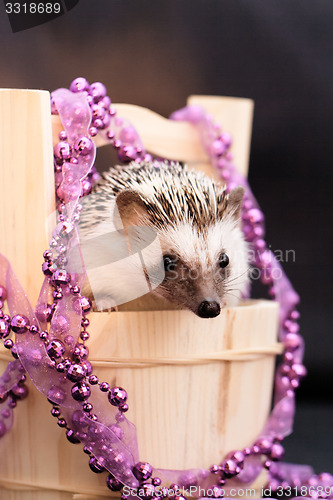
<box><xmin>78</xmin><ymin>161</ymin><xmax>249</xmax><ymax>318</ymax></box>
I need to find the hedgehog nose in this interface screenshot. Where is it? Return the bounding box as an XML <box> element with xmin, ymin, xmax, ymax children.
<box><xmin>197</xmin><ymin>300</ymin><xmax>221</xmax><ymax>318</ymax></box>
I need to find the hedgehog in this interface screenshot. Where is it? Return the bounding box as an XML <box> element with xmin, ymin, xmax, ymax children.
<box><xmin>78</xmin><ymin>161</ymin><xmax>249</xmax><ymax>318</ymax></box>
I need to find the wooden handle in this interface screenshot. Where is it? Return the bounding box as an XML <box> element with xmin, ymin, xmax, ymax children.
<box><xmin>0</xmin><ymin>89</ymin><xmax>55</xmax><ymax>307</ymax></box>
<box><xmin>52</xmin><ymin>96</ymin><xmax>253</xmax><ymax>179</ymax></box>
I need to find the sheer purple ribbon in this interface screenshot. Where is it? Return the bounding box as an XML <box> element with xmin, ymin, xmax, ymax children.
<box><xmin>0</xmin><ymin>91</ymin><xmax>315</xmax><ymax>494</ymax></box>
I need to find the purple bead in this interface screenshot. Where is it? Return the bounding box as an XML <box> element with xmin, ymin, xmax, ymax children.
<box><xmin>0</xmin><ymin>285</ymin><xmax>7</xmax><ymax>301</ymax></box>
<box><xmin>0</xmin><ymin>319</ymin><xmax>10</xmax><ymax>339</ymax></box>
<box><xmin>152</xmin><ymin>477</ymin><xmax>161</xmax><ymax>487</ymax></box>
<box><xmin>81</xmin><ymin>179</ymin><xmax>92</xmax><ymax>196</ymax></box>
<box><xmin>11</xmin><ymin>345</ymin><xmax>19</xmax><ymax>359</ymax></box>
<box><xmin>51</xmin><ymin>407</ymin><xmax>60</xmax><ymax>418</ymax></box>
<box><xmin>100</xmin><ymin>96</ymin><xmax>111</xmax><ymax>109</ymax></box>
<box><xmin>80</xmin><ymin>331</ymin><xmax>90</xmax><ymax>342</ymax></box>
<box><xmin>283</xmin><ymin>319</ymin><xmax>299</xmax><ymax>334</ymax></box>
<box><xmin>71</xmin><ymin>285</ymin><xmax>80</xmax><ymax>295</ymax></box>
<box><xmin>2</xmin><ymin>408</ymin><xmax>10</xmax><ymax>419</ymax></box>
<box><xmin>106</xmin><ymin>474</ymin><xmax>123</xmax><ymax>491</ymax></box>
<box><xmin>47</xmin><ymin>386</ymin><xmax>66</xmax><ymax>405</ymax></box>
<box><xmin>70</xmin><ymin>77</ymin><xmax>90</xmax><ymax>93</ymax></box>
<box><xmin>73</xmin><ymin>343</ymin><xmax>89</xmax><ymax>360</ymax></box>
<box><xmin>220</xmin><ymin>168</ymin><xmax>231</xmax><ymax>181</ymax></box>
<box><xmin>107</xmin><ymin>129</ymin><xmax>115</xmax><ymax>141</ymax></box>
<box><xmin>99</xmin><ymin>382</ymin><xmax>109</xmax><ymax>392</ymax></box>
<box><xmin>46</xmin><ymin>339</ymin><xmax>65</xmax><ymax>360</ymax></box>
<box><xmin>83</xmin><ymin>402</ymin><xmax>93</xmax><ymax>412</ymax></box>
<box><xmin>254</xmin><ymin>437</ymin><xmax>272</xmax><ymax>455</ymax></box>
<box><xmin>58</xmin><ymin>131</ymin><xmax>67</xmax><ymax>141</ymax></box>
<box><xmin>42</xmin><ymin>260</ymin><xmax>56</xmax><ymax>279</ymax></box>
<box><xmin>80</xmin><ymin>360</ymin><xmax>92</xmax><ymax>376</ymax></box>
<box><xmin>221</xmin><ymin>459</ymin><xmax>239</xmax><ymax>478</ymax></box>
<box><xmin>210</xmin><ymin>139</ymin><xmax>227</xmax><ymax>157</ymax></box>
<box><xmin>55</xmin><ymin>221</ymin><xmax>74</xmax><ymax>239</ymax></box>
<box><xmin>10</xmin><ymin>315</ymin><xmax>29</xmax><ymax>334</ymax></box>
<box><xmin>89</xmin><ymin>126</ymin><xmax>98</xmax><ymax>137</ymax></box>
<box><xmin>269</xmin><ymin>443</ymin><xmax>285</xmax><ymax>461</ymax></box>
<box><xmin>245</xmin><ymin>208</ymin><xmax>264</xmax><ymax>224</ymax></box>
<box><xmin>119</xmin><ymin>403</ymin><xmax>129</xmax><ymax>413</ymax></box>
<box><xmin>66</xmin><ymin>428</ymin><xmax>81</xmax><ymax>444</ymax></box>
<box><xmin>132</xmin><ymin>462</ymin><xmax>153</xmax><ymax>481</ymax></box>
<box><xmin>207</xmin><ymin>486</ymin><xmax>224</xmax><ymax>498</ymax></box>
<box><xmin>80</xmin><ymin>296</ymin><xmax>91</xmax><ymax>313</ymax></box>
<box><xmin>7</xmin><ymin>399</ymin><xmax>17</xmax><ymax>409</ymax></box>
<box><xmin>54</xmin><ymin>142</ymin><xmax>72</xmax><ymax>160</ymax></box>
<box><xmin>118</xmin><ymin>145</ymin><xmax>137</xmax><ymax>162</ymax></box>
<box><xmin>71</xmin><ymin>382</ymin><xmax>91</xmax><ymax>401</ymax></box>
<box><xmin>284</xmin><ymin>351</ymin><xmax>294</xmax><ymax>364</ymax></box>
<box><xmin>108</xmin><ymin>387</ymin><xmax>127</xmax><ymax>407</ymax></box>
<box><xmin>93</xmin><ymin>118</ymin><xmax>103</xmax><ymax>129</ymax></box>
<box><xmin>290</xmin><ymin>363</ymin><xmax>307</xmax><ymax>380</ymax></box>
<box><xmin>210</xmin><ymin>464</ymin><xmax>221</xmax><ymax>474</ymax></box>
<box><xmin>52</xmin><ymin>269</ymin><xmax>71</xmax><ymax>286</ymax></box>
<box><xmin>67</xmin><ymin>363</ymin><xmax>86</xmax><ymax>382</ymax></box>
<box><xmin>220</xmin><ymin>131</ymin><xmax>232</xmax><ymax>147</ymax></box>
<box><xmin>290</xmin><ymin>310</ymin><xmax>300</xmax><ymax>320</ymax></box>
<box><xmin>10</xmin><ymin>384</ymin><xmax>28</xmax><ymax>400</ymax></box>
<box><xmin>90</xmin><ymin>82</ymin><xmax>107</xmax><ymax>102</ymax></box>
<box><xmin>91</xmin><ymin>104</ymin><xmax>106</xmax><ymax>120</ymax></box>
<box><xmin>3</xmin><ymin>339</ymin><xmax>13</xmax><ymax>349</ymax></box>
<box><xmin>89</xmin><ymin>375</ymin><xmax>99</xmax><ymax>385</ymax></box>
<box><xmin>89</xmin><ymin>456</ymin><xmax>105</xmax><ymax>473</ymax></box>
<box><xmin>138</xmin><ymin>483</ymin><xmax>156</xmax><ymax>498</ymax></box>
<box><xmin>74</xmin><ymin>136</ymin><xmax>94</xmax><ymax>156</ymax></box>
<box><xmin>56</xmin><ymin>362</ymin><xmax>66</xmax><ymax>372</ymax></box>
<box><xmin>318</xmin><ymin>473</ymin><xmax>333</xmax><ymax>485</ymax></box>
<box><xmin>39</xmin><ymin>330</ymin><xmax>48</xmax><ymax>341</ymax></box>
<box><xmin>243</xmin><ymin>447</ymin><xmax>252</xmax><ymax>456</ymax></box>
<box><xmin>226</xmin><ymin>450</ymin><xmax>245</xmax><ymax>467</ymax></box>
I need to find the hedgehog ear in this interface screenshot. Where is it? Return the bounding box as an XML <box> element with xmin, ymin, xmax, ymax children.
<box><xmin>226</xmin><ymin>186</ymin><xmax>244</xmax><ymax>220</ymax></box>
<box><xmin>114</xmin><ymin>190</ymin><xmax>149</xmax><ymax>230</ymax></box>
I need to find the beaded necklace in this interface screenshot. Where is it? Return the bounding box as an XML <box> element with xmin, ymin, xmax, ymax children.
<box><xmin>0</xmin><ymin>78</ymin><xmax>332</xmax><ymax>499</ymax></box>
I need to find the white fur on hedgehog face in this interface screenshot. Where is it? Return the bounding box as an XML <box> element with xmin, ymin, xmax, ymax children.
<box><xmin>79</xmin><ymin>213</ymin><xmax>249</xmax><ymax>313</ymax></box>
<box><xmin>154</xmin><ymin>216</ymin><xmax>249</xmax><ymax>313</ymax></box>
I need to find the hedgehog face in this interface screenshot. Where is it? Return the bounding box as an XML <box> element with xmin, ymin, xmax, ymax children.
<box><xmin>151</xmin><ymin>215</ymin><xmax>249</xmax><ymax>318</ymax></box>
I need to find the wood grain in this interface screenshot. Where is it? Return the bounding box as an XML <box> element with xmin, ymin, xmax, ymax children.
<box><xmin>0</xmin><ymin>89</ymin><xmax>55</xmax><ymax>307</ymax></box>
<box><xmin>0</xmin><ymin>90</ymin><xmax>276</xmax><ymax>499</ymax></box>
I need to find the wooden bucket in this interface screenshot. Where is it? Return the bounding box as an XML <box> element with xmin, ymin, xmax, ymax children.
<box><xmin>0</xmin><ymin>90</ymin><xmax>279</xmax><ymax>499</ymax></box>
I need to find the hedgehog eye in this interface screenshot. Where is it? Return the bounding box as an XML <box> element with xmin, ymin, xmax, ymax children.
<box><xmin>219</xmin><ymin>253</ymin><xmax>229</xmax><ymax>268</ymax></box>
<box><xmin>163</xmin><ymin>254</ymin><xmax>177</xmax><ymax>272</ymax></box>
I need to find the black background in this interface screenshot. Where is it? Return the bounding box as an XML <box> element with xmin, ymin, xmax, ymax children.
<box><xmin>0</xmin><ymin>0</ymin><xmax>332</xmax><ymax>475</ymax></box>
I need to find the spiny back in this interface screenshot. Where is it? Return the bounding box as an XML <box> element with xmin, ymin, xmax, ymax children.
<box><xmin>92</xmin><ymin>161</ymin><xmax>228</xmax><ymax>228</ymax></box>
